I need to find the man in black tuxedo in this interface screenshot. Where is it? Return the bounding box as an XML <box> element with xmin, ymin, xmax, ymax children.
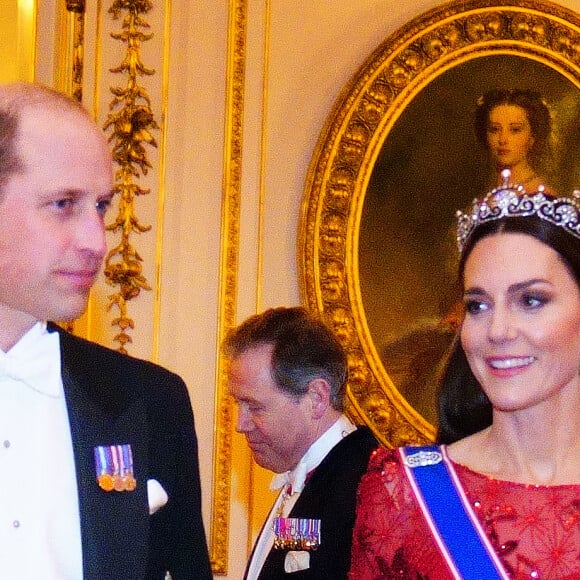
<box><xmin>0</xmin><ymin>82</ymin><xmax>212</xmax><ymax>579</ymax></box>
<box><xmin>225</xmin><ymin>307</ymin><xmax>378</xmax><ymax>579</ymax></box>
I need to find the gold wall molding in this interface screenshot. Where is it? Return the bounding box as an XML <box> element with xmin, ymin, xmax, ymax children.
<box><xmin>103</xmin><ymin>0</ymin><xmax>156</xmax><ymax>353</ymax></box>
<box><xmin>299</xmin><ymin>0</ymin><xmax>580</xmax><ymax>447</ymax></box>
<box><xmin>210</xmin><ymin>1</ymin><xmax>248</xmax><ymax>573</ymax></box>
<box><xmin>65</xmin><ymin>0</ymin><xmax>85</xmax><ymax>101</ymax></box>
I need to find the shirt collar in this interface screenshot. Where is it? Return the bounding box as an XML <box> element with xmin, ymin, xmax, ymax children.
<box><xmin>270</xmin><ymin>415</ymin><xmax>356</xmax><ymax>494</ymax></box>
<box><xmin>0</xmin><ymin>321</ymin><xmax>62</xmax><ymax>397</ymax></box>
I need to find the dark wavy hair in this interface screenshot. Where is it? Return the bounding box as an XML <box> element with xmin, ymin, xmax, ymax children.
<box><xmin>474</xmin><ymin>88</ymin><xmax>553</xmax><ymax>172</ymax></box>
<box><xmin>437</xmin><ymin>213</ymin><xmax>580</xmax><ymax>444</ymax></box>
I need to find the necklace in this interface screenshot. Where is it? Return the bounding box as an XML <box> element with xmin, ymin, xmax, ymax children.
<box><xmin>495</xmin><ymin>171</ymin><xmax>537</xmax><ymax>190</ymax></box>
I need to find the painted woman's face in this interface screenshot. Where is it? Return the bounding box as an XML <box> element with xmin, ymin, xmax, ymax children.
<box><xmin>461</xmin><ymin>233</ymin><xmax>580</xmax><ymax>415</ymax></box>
<box><xmin>486</xmin><ymin>104</ymin><xmax>535</xmax><ymax>169</ymax></box>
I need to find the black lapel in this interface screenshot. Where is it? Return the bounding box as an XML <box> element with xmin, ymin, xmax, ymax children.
<box><xmin>57</xmin><ymin>328</ymin><xmax>150</xmax><ymax>580</ymax></box>
<box><xmin>258</xmin><ymin>427</ymin><xmax>377</xmax><ymax>578</ymax></box>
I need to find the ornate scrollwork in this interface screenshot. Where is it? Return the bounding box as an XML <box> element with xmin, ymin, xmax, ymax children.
<box><xmin>103</xmin><ymin>0</ymin><xmax>156</xmax><ymax>353</ymax></box>
<box><xmin>299</xmin><ymin>0</ymin><xmax>580</xmax><ymax>447</ymax></box>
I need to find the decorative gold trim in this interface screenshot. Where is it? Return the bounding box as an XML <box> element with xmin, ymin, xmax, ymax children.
<box><xmin>210</xmin><ymin>0</ymin><xmax>248</xmax><ymax>574</ymax></box>
<box><xmin>151</xmin><ymin>0</ymin><xmax>172</xmax><ymax>363</ymax></box>
<box><xmin>103</xmin><ymin>0</ymin><xmax>156</xmax><ymax>354</ymax></box>
<box><xmin>299</xmin><ymin>0</ymin><xmax>580</xmax><ymax>447</ymax></box>
<box><xmin>65</xmin><ymin>0</ymin><xmax>85</xmax><ymax>101</ymax></box>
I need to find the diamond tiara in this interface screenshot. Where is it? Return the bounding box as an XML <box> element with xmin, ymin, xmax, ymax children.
<box><xmin>456</xmin><ymin>169</ymin><xmax>580</xmax><ymax>253</ymax></box>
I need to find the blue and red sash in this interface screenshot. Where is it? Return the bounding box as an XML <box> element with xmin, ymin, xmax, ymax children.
<box><xmin>400</xmin><ymin>445</ymin><xmax>509</xmax><ymax>579</ymax></box>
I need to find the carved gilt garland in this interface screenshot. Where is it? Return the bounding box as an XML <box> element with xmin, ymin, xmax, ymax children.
<box><xmin>103</xmin><ymin>0</ymin><xmax>156</xmax><ymax>354</ymax></box>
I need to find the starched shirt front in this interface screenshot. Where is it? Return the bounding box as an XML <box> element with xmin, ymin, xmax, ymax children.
<box><xmin>0</xmin><ymin>322</ymin><xmax>83</xmax><ymax>579</ymax></box>
<box><xmin>246</xmin><ymin>415</ymin><xmax>356</xmax><ymax>580</ymax></box>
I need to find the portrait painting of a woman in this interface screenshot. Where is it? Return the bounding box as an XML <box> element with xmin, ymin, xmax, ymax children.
<box><xmin>475</xmin><ymin>88</ymin><xmax>555</xmax><ymax>194</ymax></box>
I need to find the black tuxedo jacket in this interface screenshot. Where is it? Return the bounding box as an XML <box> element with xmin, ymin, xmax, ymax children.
<box><xmin>252</xmin><ymin>426</ymin><xmax>378</xmax><ymax>579</ymax></box>
<box><xmin>51</xmin><ymin>324</ymin><xmax>212</xmax><ymax>580</ymax></box>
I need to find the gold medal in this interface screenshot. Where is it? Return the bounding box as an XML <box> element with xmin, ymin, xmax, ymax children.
<box><xmin>113</xmin><ymin>474</ymin><xmax>125</xmax><ymax>492</ymax></box>
<box><xmin>98</xmin><ymin>473</ymin><xmax>114</xmax><ymax>492</ymax></box>
<box><xmin>123</xmin><ymin>475</ymin><xmax>137</xmax><ymax>491</ymax></box>
<box><xmin>95</xmin><ymin>444</ymin><xmax>136</xmax><ymax>492</ymax></box>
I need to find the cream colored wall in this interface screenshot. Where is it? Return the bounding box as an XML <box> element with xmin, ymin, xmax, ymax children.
<box><xmin>11</xmin><ymin>0</ymin><xmax>580</xmax><ymax>577</ymax></box>
<box><xmin>0</xmin><ymin>0</ymin><xmax>35</xmax><ymax>82</ymax></box>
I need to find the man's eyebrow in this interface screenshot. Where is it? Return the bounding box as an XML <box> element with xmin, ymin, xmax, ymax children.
<box><xmin>42</xmin><ymin>188</ymin><xmax>83</xmax><ymax>198</ymax></box>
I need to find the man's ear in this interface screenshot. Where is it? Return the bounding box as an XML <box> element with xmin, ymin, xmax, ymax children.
<box><xmin>306</xmin><ymin>378</ymin><xmax>331</xmax><ymax>419</ymax></box>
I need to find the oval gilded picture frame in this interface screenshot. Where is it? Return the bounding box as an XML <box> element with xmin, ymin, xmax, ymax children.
<box><xmin>298</xmin><ymin>0</ymin><xmax>580</xmax><ymax>447</ymax></box>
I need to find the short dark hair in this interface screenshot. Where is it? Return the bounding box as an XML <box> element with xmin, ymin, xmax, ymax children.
<box><xmin>0</xmin><ymin>109</ymin><xmax>22</xmax><ymax>196</ymax></box>
<box><xmin>223</xmin><ymin>306</ymin><xmax>348</xmax><ymax>411</ymax></box>
<box><xmin>474</xmin><ymin>88</ymin><xmax>553</xmax><ymax>171</ymax></box>
<box><xmin>437</xmin><ymin>213</ymin><xmax>580</xmax><ymax>444</ymax></box>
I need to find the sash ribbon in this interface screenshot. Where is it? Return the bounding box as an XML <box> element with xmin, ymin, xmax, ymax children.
<box><xmin>400</xmin><ymin>445</ymin><xmax>509</xmax><ymax>580</ymax></box>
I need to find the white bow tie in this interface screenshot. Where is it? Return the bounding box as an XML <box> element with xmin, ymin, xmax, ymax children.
<box><xmin>0</xmin><ymin>325</ymin><xmax>62</xmax><ymax>397</ymax></box>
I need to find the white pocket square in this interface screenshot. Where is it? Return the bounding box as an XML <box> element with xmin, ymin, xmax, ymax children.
<box><xmin>147</xmin><ymin>479</ymin><xmax>168</xmax><ymax>514</ymax></box>
<box><xmin>284</xmin><ymin>551</ymin><xmax>310</xmax><ymax>573</ymax></box>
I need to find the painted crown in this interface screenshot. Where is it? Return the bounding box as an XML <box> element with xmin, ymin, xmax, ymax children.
<box><xmin>456</xmin><ymin>169</ymin><xmax>580</xmax><ymax>253</ymax></box>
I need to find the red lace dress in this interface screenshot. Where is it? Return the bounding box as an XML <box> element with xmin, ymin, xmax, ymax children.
<box><xmin>349</xmin><ymin>447</ymin><xmax>579</xmax><ymax>579</ymax></box>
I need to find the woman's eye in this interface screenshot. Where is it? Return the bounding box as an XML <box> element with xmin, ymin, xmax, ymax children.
<box><xmin>464</xmin><ymin>299</ymin><xmax>488</xmax><ymax>315</ymax></box>
<box><xmin>520</xmin><ymin>294</ymin><xmax>547</xmax><ymax>309</ymax></box>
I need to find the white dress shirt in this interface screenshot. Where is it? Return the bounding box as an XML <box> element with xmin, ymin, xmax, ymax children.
<box><xmin>0</xmin><ymin>322</ymin><xmax>83</xmax><ymax>579</ymax></box>
<box><xmin>246</xmin><ymin>415</ymin><xmax>356</xmax><ymax>580</ymax></box>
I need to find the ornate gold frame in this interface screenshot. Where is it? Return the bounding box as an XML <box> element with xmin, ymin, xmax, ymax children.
<box><xmin>299</xmin><ymin>0</ymin><xmax>580</xmax><ymax>447</ymax></box>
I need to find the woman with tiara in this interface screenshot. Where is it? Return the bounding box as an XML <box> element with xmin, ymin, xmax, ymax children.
<box><xmin>348</xmin><ymin>174</ymin><xmax>580</xmax><ymax>579</ymax></box>
<box><xmin>475</xmin><ymin>88</ymin><xmax>555</xmax><ymax>194</ymax></box>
